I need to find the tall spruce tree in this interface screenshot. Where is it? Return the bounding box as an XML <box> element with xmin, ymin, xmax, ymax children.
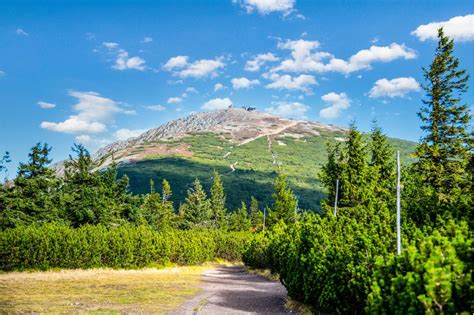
<box><xmin>0</xmin><ymin>150</ymin><xmax>11</xmax><ymax>182</ymax></box>
<box><xmin>369</xmin><ymin>122</ymin><xmax>395</xmax><ymax>204</ymax></box>
<box><xmin>141</xmin><ymin>179</ymin><xmax>175</xmax><ymax>230</ymax></box>
<box><xmin>269</xmin><ymin>173</ymin><xmax>297</xmax><ymax>225</ymax></box>
<box><xmin>320</xmin><ymin>142</ymin><xmax>343</xmax><ymax>209</ymax></box>
<box><xmin>182</xmin><ymin>178</ymin><xmax>211</xmax><ymax>228</ymax></box>
<box><xmin>228</xmin><ymin>201</ymin><xmax>251</xmax><ymax>231</ymax></box>
<box><xmin>249</xmin><ymin>196</ymin><xmax>264</xmax><ymax>231</ymax></box>
<box><xmin>210</xmin><ymin>170</ymin><xmax>226</xmax><ymax>228</ymax></box>
<box><xmin>415</xmin><ymin>28</ymin><xmax>471</xmax><ymax>202</ymax></box>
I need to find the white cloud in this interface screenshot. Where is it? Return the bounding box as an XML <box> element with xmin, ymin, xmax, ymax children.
<box><xmin>142</xmin><ymin>36</ymin><xmax>153</xmax><ymax>43</ymax></box>
<box><xmin>103</xmin><ymin>42</ymin><xmax>119</xmax><ymax>49</ymax></box>
<box><xmin>102</xmin><ymin>42</ymin><xmax>146</xmax><ymax>71</ymax></box>
<box><xmin>264</xmin><ymin>72</ymin><xmax>317</xmax><ymax>93</ymax></box>
<box><xmin>245</xmin><ymin>53</ymin><xmax>279</xmax><ymax>72</ymax></box>
<box><xmin>146</xmin><ymin>104</ymin><xmax>166</xmax><ymax>111</ymax></box>
<box><xmin>113</xmin><ymin>49</ymin><xmax>146</xmax><ymax>71</ymax></box>
<box><xmin>320</xmin><ymin>92</ymin><xmax>351</xmax><ymax>119</ymax></box>
<box><xmin>163</xmin><ymin>56</ymin><xmax>189</xmax><ymax>70</ymax></box>
<box><xmin>202</xmin><ymin>97</ymin><xmax>233</xmax><ymax>110</ymax></box>
<box><xmin>234</xmin><ymin>0</ymin><xmax>295</xmax><ymax>15</ymax></box>
<box><xmin>163</xmin><ymin>56</ymin><xmax>225</xmax><ymax>79</ymax></box>
<box><xmin>41</xmin><ymin>91</ymin><xmax>133</xmax><ymax>134</ymax></box>
<box><xmin>0</xmin><ymin>70</ymin><xmax>5</xmax><ymax>77</ymax></box>
<box><xmin>113</xmin><ymin>128</ymin><xmax>147</xmax><ymax>140</ymax></box>
<box><xmin>368</xmin><ymin>77</ymin><xmax>421</xmax><ymax>98</ymax></box>
<box><xmin>16</xmin><ymin>28</ymin><xmax>29</xmax><ymax>36</ymax></box>
<box><xmin>37</xmin><ymin>101</ymin><xmax>56</xmax><ymax>109</ymax></box>
<box><xmin>167</xmin><ymin>97</ymin><xmax>182</xmax><ymax>104</ymax></box>
<box><xmin>265</xmin><ymin>101</ymin><xmax>309</xmax><ymax>119</ymax></box>
<box><xmin>186</xmin><ymin>87</ymin><xmax>198</xmax><ymax>93</ymax></box>
<box><xmin>231</xmin><ymin>77</ymin><xmax>260</xmax><ymax>89</ymax></box>
<box><xmin>273</xmin><ymin>39</ymin><xmax>416</xmax><ymax>74</ymax></box>
<box><xmin>411</xmin><ymin>14</ymin><xmax>474</xmax><ymax>42</ymax></box>
<box><xmin>214</xmin><ymin>83</ymin><xmax>225</xmax><ymax>92</ymax></box>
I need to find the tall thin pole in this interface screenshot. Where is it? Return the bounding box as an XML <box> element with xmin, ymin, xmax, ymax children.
<box><xmin>333</xmin><ymin>179</ymin><xmax>339</xmax><ymax>217</ymax></box>
<box><xmin>294</xmin><ymin>196</ymin><xmax>299</xmax><ymax>224</ymax></box>
<box><xmin>396</xmin><ymin>151</ymin><xmax>401</xmax><ymax>255</ymax></box>
<box><xmin>263</xmin><ymin>207</ymin><xmax>266</xmax><ymax>231</ymax></box>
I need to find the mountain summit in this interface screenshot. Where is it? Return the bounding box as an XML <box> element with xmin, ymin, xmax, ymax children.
<box><xmin>78</xmin><ymin>108</ymin><xmax>415</xmax><ymax>211</ymax></box>
<box><xmin>94</xmin><ymin>108</ymin><xmax>346</xmax><ymax>168</ymax></box>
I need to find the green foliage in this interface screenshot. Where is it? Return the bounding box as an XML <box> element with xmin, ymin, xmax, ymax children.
<box><xmin>0</xmin><ymin>223</ymin><xmax>251</xmax><ymax>271</ymax></box>
<box><xmin>180</xmin><ymin>178</ymin><xmax>211</xmax><ymax>229</ymax></box>
<box><xmin>268</xmin><ymin>173</ymin><xmax>297</xmax><ymax>225</ymax></box>
<box><xmin>140</xmin><ymin>179</ymin><xmax>176</xmax><ymax>230</ymax></box>
<box><xmin>367</xmin><ymin>220</ymin><xmax>472</xmax><ymax>314</ymax></box>
<box><xmin>415</xmin><ymin>28</ymin><xmax>472</xmax><ymax>206</ymax></box>
<box><xmin>228</xmin><ymin>201</ymin><xmax>251</xmax><ymax>231</ymax></box>
<box><xmin>249</xmin><ymin>196</ymin><xmax>264</xmax><ymax>231</ymax></box>
<box><xmin>210</xmin><ymin>170</ymin><xmax>226</xmax><ymax>228</ymax></box>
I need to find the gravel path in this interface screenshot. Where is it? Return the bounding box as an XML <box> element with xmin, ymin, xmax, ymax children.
<box><xmin>173</xmin><ymin>265</ymin><xmax>293</xmax><ymax>315</ymax></box>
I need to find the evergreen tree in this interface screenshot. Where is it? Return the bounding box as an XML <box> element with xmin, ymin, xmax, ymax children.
<box><xmin>415</xmin><ymin>28</ymin><xmax>472</xmax><ymax>203</ymax></box>
<box><xmin>249</xmin><ymin>196</ymin><xmax>264</xmax><ymax>231</ymax></box>
<box><xmin>141</xmin><ymin>179</ymin><xmax>175</xmax><ymax>230</ymax></box>
<box><xmin>228</xmin><ymin>201</ymin><xmax>251</xmax><ymax>231</ymax></box>
<box><xmin>339</xmin><ymin>123</ymin><xmax>370</xmax><ymax>207</ymax></box>
<box><xmin>369</xmin><ymin>122</ymin><xmax>395</xmax><ymax>204</ymax></box>
<box><xmin>182</xmin><ymin>178</ymin><xmax>211</xmax><ymax>228</ymax></box>
<box><xmin>3</xmin><ymin>143</ymin><xmax>62</xmax><ymax>226</ymax></box>
<box><xmin>0</xmin><ymin>150</ymin><xmax>11</xmax><ymax>182</ymax></box>
<box><xmin>269</xmin><ymin>173</ymin><xmax>297</xmax><ymax>225</ymax></box>
<box><xmin>162</xmin><ymin>179</ymin><xmax>172</xmax><ymax>204</ymax></box>
<box><xmin>210</xmin><ymin>170</ymin><xmax>226</xmax><ymax>228</ymax></box>
<box><xmin>320</xmin><ymin>142</ymin><xmax>343</xmax><ymax>209</ymax></box>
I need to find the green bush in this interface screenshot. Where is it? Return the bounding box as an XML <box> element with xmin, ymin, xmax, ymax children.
<box><xmin>367</xmin><ymin>220</ymin><xmax>472</xmax><ymax>314</ymax></box>
<box><xmin>0</xmin><ymin>223</ymin><xmax>251</xmax><ymax>271</ymax></box>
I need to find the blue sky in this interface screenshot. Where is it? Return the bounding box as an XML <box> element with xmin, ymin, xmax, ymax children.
<box><xmin>1</xmin><ymin>0</ymin><xmax>473</xmax><ymax>176</ymax></box>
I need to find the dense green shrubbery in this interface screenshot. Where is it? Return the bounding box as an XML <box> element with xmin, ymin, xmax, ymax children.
<box><xmin>367</xmin><ymin>220</ymin><xmax>472</xmax><ymax>314</ymax></box>
<box><xmin>243</xmin><ymin>218</ymin><xmax>472</xmax><ymax>313</ymax></box>
<box><xmin>0</xmin><ymin>223</ymin><xmax>250</xmax><ymax>271</ymax></box>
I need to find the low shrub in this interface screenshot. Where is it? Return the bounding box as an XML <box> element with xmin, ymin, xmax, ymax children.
<box><xmin>0</xmin><ymin>223</ymin><xmax>251</xmax><ymax>271</ymax></box>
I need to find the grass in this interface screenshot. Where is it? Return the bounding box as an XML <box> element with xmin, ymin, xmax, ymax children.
<box><xmin>118</xmin><ymin>132</ymin><xmax>417</xmax><ymax>212</ymax></box>
<box><xmin>0</xmin><ymin>264</ymin><xmax>216</xmax><ymax>313</ymax></box>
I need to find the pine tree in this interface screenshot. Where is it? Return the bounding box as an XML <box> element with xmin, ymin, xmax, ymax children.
<box><xmin>141</xmin><ymin>179</ymin><xmax>175</xmax><ymax>230</ymax></box>
<box><xmin>6</xmin><ymin>143</ymin><xmax>62</xmax><ymax>226</ymax></box>
<box><xmin>369</xmin><ymin>122</ymin><xmax>395</xmax><ymax>204</ymax></box>
<box><xmin>269</xmin><ymin>173</ymin><xmax>297</xmax><ymax>225</ymax></box>
<box><xmin>210</xmin><ymin>170</ymin><xmax>226</xmax><ymax>228</ymax></box>
<box><xmin>320</xmin><ymin>142</ymin><xmax>343</xmax><ymax>208</ymax></box>
<box><xmin>415</xmin><ymin>28</ymin><xmax>471</xmax><ymax>202</ymax></box>
<box><xmin>339</xmin><ymin>123</ymin><xmax>369</xmax><ymax>207</ymax></box>
<box><xmin>228</xmin><ymin>201</ymin><xmax>251</xmax><ymax>231</ymax></box>
<box><xmin>182</xmin><ymin>178</ymin><xmax>211</xmax><ymax>228</ymax></box>
<box><xmin>162</xmin><ymin>179</ymin><xmax>172</xmax><ymax>204</ymax></box>
<box><xmin>0</xmin><ymin>150</ymin><xmax>11</xmax><ymax>182</ymax></box>
<box><xmin>249</xmin><ymin>196</ymin><xmax>264</xmax><ymax>231</ymax></box>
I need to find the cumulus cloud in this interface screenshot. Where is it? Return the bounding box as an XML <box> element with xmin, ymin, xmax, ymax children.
<box><xmin>186</xmin><ymin>87</ymin><xmax>198</xmax><ymax>93</ymax></box>
<box><xmin>264</xmin><ymin>72</ymin><xmax>317</xmax><ymax>93</ymax></box>
<box><xmin>41</xmin><ymin>91</ymin><xmax>133</xmax><ymax>134</ymax></box>
<box><xmin>265</xmin><ymin>101</ymin><xmax>309</xmax><ymax>119</ymax></box>
<box><xmin>234</xmin><ymin>0</ymin><xmax>295</xmax><ymax>15</ymax></box>
<box><xmin>319</xmin><ymin>92</ymin><xmax>351</xmax><ymax>119</ymax></box>
<box><xmin>273</xmin><ymin>39</ymin><xmax>417</xmax><ymax>74</ymax></box>
<box><xmin>411</xmin><ymin>14</ymin><xmax>474</xmax><ymax>42</ymax></box>
<box><xmin>102</xmin><ymin>42</ymin><xmax>146</xmax><ymax>71</ymax></box>
<box><xmin>231</xmin><ymin>77</ymin><xmax>260</xmax><ymax>89</ymax></box>
<box><xmin>214</xmin><ymin>83</ymin><xmax>225</xmax><ymax>92</ymax></box>
<box><xmin>245</xmin><ymin>53</ymin><xmax>279</xmax><ymax>72</ymax></box>
<box><xmin>167</xmin><ymin>97</ymin><xmax>182</xmax><ymax>104</ymax></box>
<box><xmin>369</xmin><ymin>77</ymin><xmax>421</xmax><ymax>98</ymax></box>
<box><xmin>163</xmin><ymin>55</ymin><xmax>225</xmax><ymax>79</ymax></box>
<box><xmin>142</xmin><ymin>36</ymin><xmax>153</xmax><ymax>43</ymax></box>
<box><xmin>146</xmin><ymin>105</ymin><xmax>166</xmax><ymax>111</ymax></box>
<box><xmin>16</xmin><ymin>28</ymin><xmax>29</xmax><ymax>36</ymax></box>
<box><xmin>202</xmin><ymin>97</ymin><xmax>233</xmax><ymax>110</ymax></box>
<box><xmin>37</xmin><ymin>101</ymin><xmax>56</xmax><ymax>109</ymax></box>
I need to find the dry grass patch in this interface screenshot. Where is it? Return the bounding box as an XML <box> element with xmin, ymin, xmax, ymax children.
<box><xmin>0</xmin><ymin>265</ymin><xmax>215</xmax><ymax>313</ymax></box>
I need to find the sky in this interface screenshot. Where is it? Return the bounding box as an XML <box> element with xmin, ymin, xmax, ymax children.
<box><xmin>0</xmin><ymin>0</ymin><xmax>473</xmax><ymax>176</ymax></box>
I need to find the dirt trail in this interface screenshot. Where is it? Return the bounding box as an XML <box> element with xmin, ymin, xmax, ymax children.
<box><xmin>173</xmin><ymin>265</ymin><xmax>293</xmax><ymax>315</ymax></box>
<box><xmin>238</xmin><ymin>121</ymin><xmax>299</xmax><ymax>146</ymax></box>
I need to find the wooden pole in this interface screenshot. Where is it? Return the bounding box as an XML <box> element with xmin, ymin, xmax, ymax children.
<box><xmin>334</xmin><ymin>179</ymin><xmax>339</xmax><ymax>217</ymax></box>
<box><xmin>396</xmin><ymin>151</ymin><xmax>401</xmax><ymax>255</ymax></box>
<box><xmin>263</xmin><ymin>207</ymin><xmax>266</xmax><ymax>231</ymax></box>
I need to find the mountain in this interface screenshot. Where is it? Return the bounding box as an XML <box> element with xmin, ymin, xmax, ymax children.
<box><xmin>89</xmin><ymin>108</ymin><xmax>417</xmax><ymax>211</ymax></box>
